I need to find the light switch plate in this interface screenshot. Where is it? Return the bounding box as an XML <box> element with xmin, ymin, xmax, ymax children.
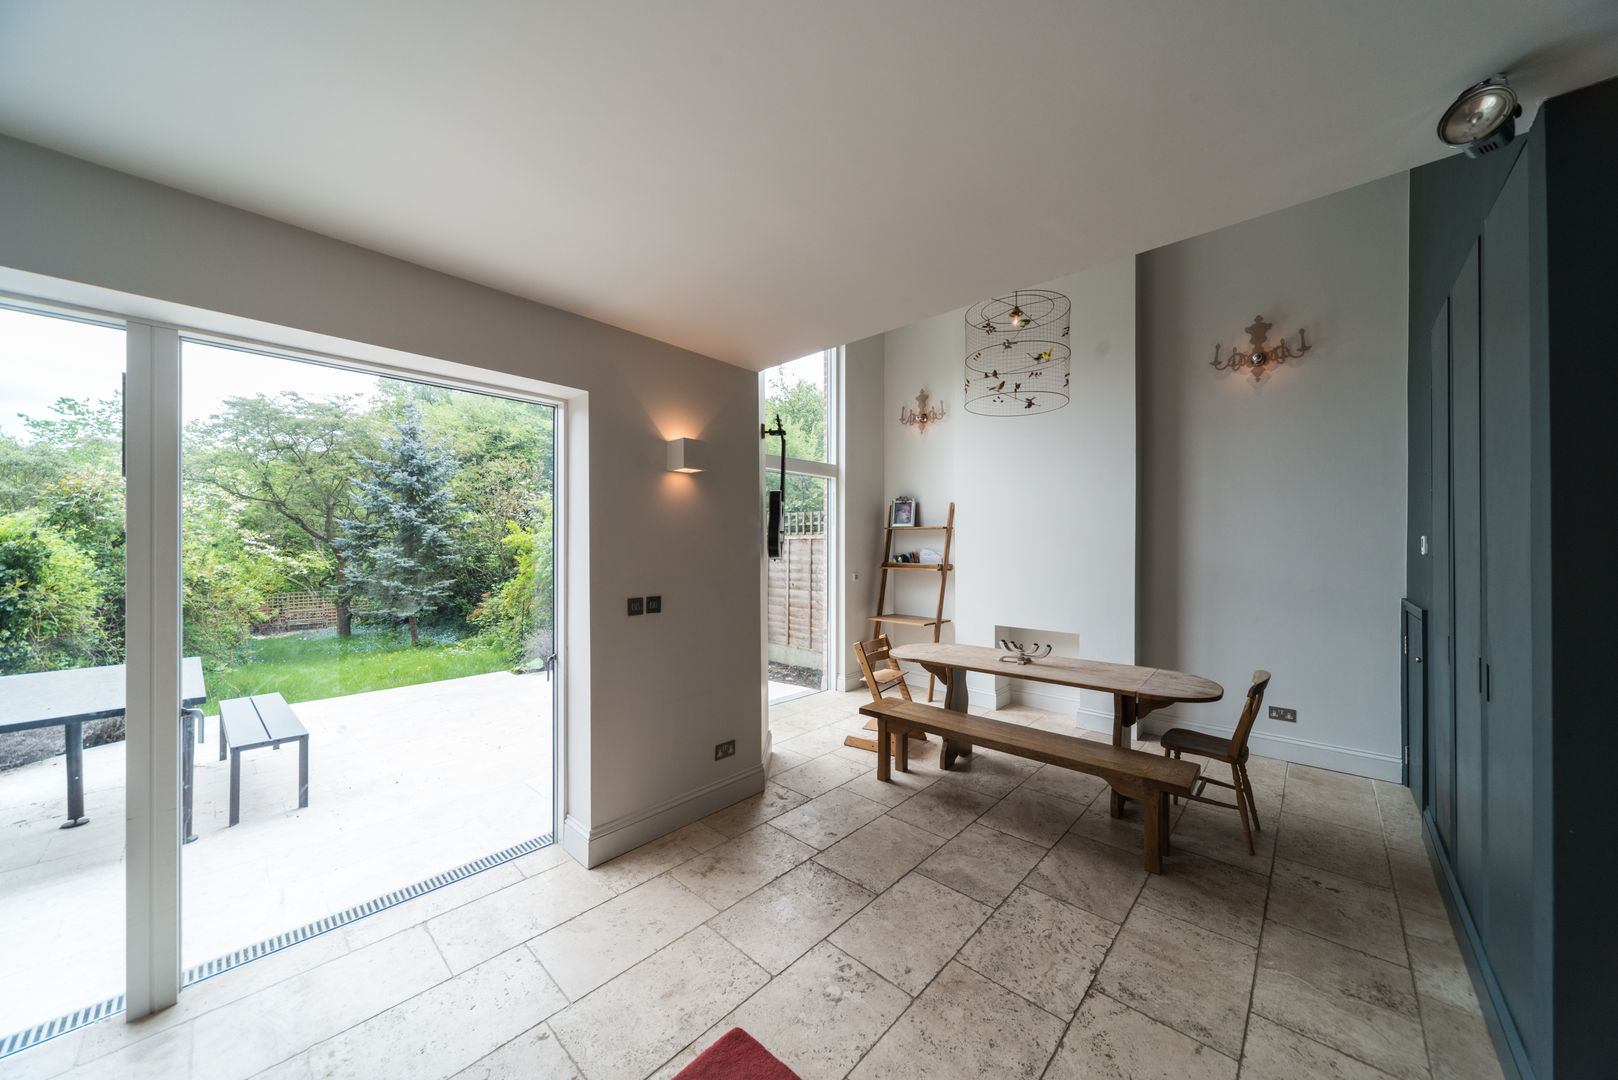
<box><xmin>646</xmin><ymin>595</ymin><xmax>662</xmax><ymax>614</ymax></box>
<box><xmin>627</xmin><ymin>597</ymin><xmax>644</xmax><ymax>616</ymax></box>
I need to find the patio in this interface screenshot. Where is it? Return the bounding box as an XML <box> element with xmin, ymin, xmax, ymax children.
<box><xmin>0</xmin><ymin>670</ymin><xmax>552</xmax><ymax>1037</ymax></box>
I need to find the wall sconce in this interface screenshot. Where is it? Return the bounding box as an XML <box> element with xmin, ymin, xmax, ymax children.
<box><xmin>666</xmin><ymin>437</ymin><xmax>705</xmax><ymax>473</ymax></box>
<box><xmin>899</xmin><ymin>389</ymin><xmax>946</xmax><ymax>430</ymax></box>
<box><xmin>1211</xmin><ymin>315</ymin><xmax>1312</xmax><ymax>378</ymax></box>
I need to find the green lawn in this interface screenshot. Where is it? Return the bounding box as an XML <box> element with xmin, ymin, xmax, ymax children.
<box><xmin>197</xmin><ymin>627</ymin><xmax>510</xmax><ymax>716</ymax></box>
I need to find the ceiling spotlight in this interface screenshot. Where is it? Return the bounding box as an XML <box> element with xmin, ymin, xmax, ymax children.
<box><xmin>1437</xmin><ymin>76</ymin><xmax>1522</xmax><ymax>159</ymax></box>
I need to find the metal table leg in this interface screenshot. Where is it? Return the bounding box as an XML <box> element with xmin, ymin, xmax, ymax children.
<box><xmin>61</xmin><ymin>720</ymin><xmax>89</xmax><ymax>828</ymax></box>
<box><xmin>181</xmin><ymin>709</ymin><xmax>199</xmax><ymax>843</ymax></box>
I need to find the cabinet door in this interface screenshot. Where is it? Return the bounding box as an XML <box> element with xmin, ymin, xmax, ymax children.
<box><xmin>1481</xmin><ymin>154</ymin><xmax>1535</xmax><ymax>1041</ymax></box>
<box><xmin>1450</xmin><ymin>242</ymin><xmax>1487</xmax><ymax>915</ymax></box>
<box><xmin>1428</xmin><ymin>305</ymin><xmax>1456</xmax><ymax>850</ymax></box>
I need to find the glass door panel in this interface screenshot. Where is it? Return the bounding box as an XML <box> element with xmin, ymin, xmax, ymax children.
<box><xmin>0</xmin><ymin>306</ymin><xmax>127</xmax><ymax>1033</ymax></box>
<box><xmin>179</xmin><ymin>341</ymin><xmax>555</xmax><ymax>970</ymax></box>
<box><xmin>765</xmin><ymin>469</ymin><xmax>828</xmax><ymax>700</ymax></box>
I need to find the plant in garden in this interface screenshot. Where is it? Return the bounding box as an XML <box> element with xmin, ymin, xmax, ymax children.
<box><xmin>0</xmin><ymin>512</ymin><xmax>104</xmax><ymax>673</ymax></box>
<box><xmin>338</xmin><ymin>404</ymin><xmax>464</xmax><ymax>645</ymax></box>
<box><xmin>190</xmin><ymin>393</ymin><xmax>377</xmax><ymax>635</ymax></box>
<box><xmin>468</xmin><ymin>494</ymin><xmax>554</xmax><ymax>666</ymax></box>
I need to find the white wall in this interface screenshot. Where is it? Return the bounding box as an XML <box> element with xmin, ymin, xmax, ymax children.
<box><xmin>0</xmin><ymin>135</ymin><xmax>765</xmax><ymax>864</ymax></box>
<box><xmin>880</xmin><ymin>257</ymin><xmax>1138</xmax><ymax>724</ymax></box>
<box><xmin>837</xmin><ymin>336</ymin><xmax>885</xmax><ymax>691</ymax></box>
<box><xmin>1136</xmin><ymin>174</ymin><xmax>1410</xmax><ymax>779</ymax></box>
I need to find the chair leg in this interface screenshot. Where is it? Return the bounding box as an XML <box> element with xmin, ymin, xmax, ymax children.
<box><xmin>1231</xmin><ymin>761</ymin><xmax>1254</xmax><ymax>856</ymax></box>
<box><xmin>1239</xmin><ymin>762</ymin><xmax>1262</xmax><ymax>832</ymax></box>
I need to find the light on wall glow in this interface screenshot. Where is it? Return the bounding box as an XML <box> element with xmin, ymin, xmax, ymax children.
<box><xmin>666</xmin><ymin>437</ymin><xmax>705</xmax><ymax>473</ymax></box>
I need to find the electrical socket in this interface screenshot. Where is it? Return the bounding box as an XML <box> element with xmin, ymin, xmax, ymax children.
<box><xmin>714</xmin><ymin>739</ymin><xmax>736</xmax><ymax>761</ymax></box>
<box><xmin>1269</xmin><ymin>706</ymin><xmax>1298</xmax><ymax>723</ymax></box>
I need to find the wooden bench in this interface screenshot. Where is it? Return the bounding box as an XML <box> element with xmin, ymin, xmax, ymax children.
<box><xmin>218</xmin><ymin>693</ymin><xmax>310</xmax><ymax>827</ymax></box>
<box><xmin>859</xmin><ymin>698</ymin><xmax>1200</xmax><ymax>873</ymax></box>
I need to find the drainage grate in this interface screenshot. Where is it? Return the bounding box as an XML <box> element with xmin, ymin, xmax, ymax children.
<box><xmin>0</xmin><ymin>833</ymin><xmax>554</xmax><ymax>1060</ymax></box>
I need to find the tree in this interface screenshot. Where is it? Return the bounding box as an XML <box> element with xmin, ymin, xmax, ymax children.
<box><xmin>190</xmin><ymin>393</ymin><xmax>376</xmax><ymax>635</ymax></box>
<box><xmin>337</xmin><ymin>404</ymin><xmax>463</xmax><ymax>645</ymax></box>
<box><xmin>763</xmin><ymin>365</ymin><xmax>828</xmax><ymax>517</ymax></box>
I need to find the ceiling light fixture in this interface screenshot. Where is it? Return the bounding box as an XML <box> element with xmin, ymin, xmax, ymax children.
<box><xmin>963</xmin><ymin>290</ymin><xmax>1072</xmax><ymax>416</ymax></box>
<box><xmin>1437</xmin><ymin>76</ymin><xmax>1522</xmax><ymax>158</ymax></box>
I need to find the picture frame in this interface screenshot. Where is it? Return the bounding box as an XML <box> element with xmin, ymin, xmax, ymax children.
<box><xmin>890</xmin><ymin>496</ymin><xmax>917</xmax><ymax>527</ymax></box>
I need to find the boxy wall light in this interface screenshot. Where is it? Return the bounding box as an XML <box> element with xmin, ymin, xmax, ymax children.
<box><xmin>666</xmin><ymin>437</ymin><xmax>705</xmax><ymax>473</ymax></box>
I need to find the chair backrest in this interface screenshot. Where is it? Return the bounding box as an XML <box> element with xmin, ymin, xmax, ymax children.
<box><xmin>853</xmin><ymin>635</ymin><xmax>901</xmax><ymax>703</ymax></box>
<box><xmin>1227</xmin><ymin>670</ymin><xmax>1272</xmax><ymax>759</ymax></box>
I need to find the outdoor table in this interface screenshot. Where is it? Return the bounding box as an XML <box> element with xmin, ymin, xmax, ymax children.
<box><xmin>889</xmin><ymin>642</ymin><xmax>1222</xmax><ymax>817</ymax></box>
<box><xmin>0</xmin><ymin>658</ymin><xmax>208</xmax><ymax>830</ymax></box>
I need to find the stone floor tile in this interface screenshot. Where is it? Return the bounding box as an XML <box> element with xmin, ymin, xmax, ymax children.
<box><xmin>297</xmin><ymin>945</ymin><xmax>565</xmax><ymax>1079</ymax></box>
<box><xmin>1018</xmin><ymin>763</ymin><xmax>1110</xmax><ymax>806</ymax></box>
<box><xmin>1276</xmin><ymin>809</ymin><xmax>1393</xmax><ymax>888</ymax></box>
<box><xmin>1068</xmin><ymin>795</ymin><xmax>1185</xmax><ymax>855</ymax></box>
<box><xmin>1044</xmin><ymin>991</ymin><xmax>1238</xmax><ymax>1080</ymax></box>
<box><xmin>1137</xmin><ymin>848</ymin><xmax>1269</xmax><ymax>946</ymax></box>
<box><xmin>829</xmin><ymin>872</ymin><xmax>990</xmax><ymax>995</ymax></box>
<box><xmin>915</xmin><ymin>822</ymin><xmax>1046</xmax><ymax>905</ymax></box>
<box><xmin>190</xmin><ymin>926</ymin><xmax>450</xmax><ymax>1080</ymax></box>
<box><xmin>884</xmin><ymin>779</ymin><xmax>999</xmax><ymax>839</ymax></box>
<box><xmin>1373</xmin><ymin>781</ymin><xmax>1426</xmax><ymax>855</ymax></box>
<box><xmin>3</xmin><ymin>1027</ymin><xmax>84</xmax><ymax>1080</ymax></box>
<box><xmin>813</xmin><ymin>815</ymin><xmax>944</xmax><ymax>894</ymax></box>
<box><xmin>1406</xmin><ymin>932</ymin><xmax>1481</xmax><ymax>1015</ymax></box>
<box><xmin>529</xmin><ymin>875</ymin><xmax>716</xmax><ymax>999</ymax></box>
<box><xmin>688</xmin><ymin>943</ymin><xmax>912</xmax><ymax>1080</ymax></box>
<box><xmin>700</xmin><ymin>783</ymin><xmax>810</xmax><ymax>838</ymax></box>
<box><xmin>668</xmin><ymin>824</ymin><xmax>816</xmax><ymax>911</ymax></box>
<box><xmin>770</xmin><ymin>787</ymin><xmax>888</xmax><ymax>850</ymax></box>
<box><xmin>1239</xmin><ymin>1013</ymin><xmax>1396</xmax><ymax>1079</ymax></box>
<box><xmin>584</xmin><ymin>821</ymin><xmax>726</xmax><ymax>893</ymax></box>
<box><xmin>1025</xmin><ymin>833</ymin><xmax>1146</xmax><ymax>924</ymax></box>
<box><xmin>1423</xmin><ymin>995</ymin><xmax>1506</xmax><ymax>1080</ymax></box>
<box><xmin>1387</xmin><ymin>847</ymin><xmax>1446</xmax><ymax>920</ymax></box>
<box><xmin>1282</xmin><ymin>769</ymin><xmax>1383</xmax><ymax>835</ymax></box>
<box><xmin>766</xmin><ymin>747</ymin><xmax>810</xmax><ymax>776</ymax></box>
<box><xmin>1267</xmin><ymin>859</ymin><xmax>1406</xmax><ymax>966</ymax></box>
<box><xmin>931</xmin><ymin>751</ymin><xmax>1041</xmax><ymax>799</ymax></box>
<box><xmin>978</xmin><ymin>786</ymin><xmax>1088</xmax><ymax>847</ymax></box>
<box><xmin>849</xmin><ymin>961</ymin><xmax>1065</xmax><ymax>1080</ymax></box>
<box><xmin>1094</xmin><ymin>904</ymin><xmax>1256</xmax><ymax>1058</ymax></box>
<box><xmin>449</xmin><ymin>1023</ymin><xmax>581</xmax><ymax>1080</ymax></box>
<box><xmin>957</xmin><ymin>885</ymin><xmax>1118</xmax><ymax>1019</ymax></box>
<box><xmin>838</xmin><ymin>762</ymin><xmax>938</xmax><ymax>807</ymax></box>
<box><xmin>547</xmin><ymin>927</ymin><xmax>767</xmax><ymax>1080</ymax></box>
<box><xmin>56</xmin><ymin>1022</ymin><xmax>193</xmax><ymax>1080</ymax></box>
<box><xmin>1251</xmin><ymin>921</ymin><xmax>1427</xmax><ymax>1080</ymax></box>
<box><xmin>426</xmin><ymin>861</ymin><xmax>615</xmax><ymax>974</ymax></box>
<box><xmin>773</xmin><ymin>754</ymin><xmax>870</xmax><ymax>799</ymax></box>
<box><xmin>709</xmin><ymin>861</ymin><xmax>873</xmax><ymax>974</ymax></box>
<box><xmin>1170</xmin><ymin>800</ymin><xmax>1277</xmax><ymax>872</ymax></box>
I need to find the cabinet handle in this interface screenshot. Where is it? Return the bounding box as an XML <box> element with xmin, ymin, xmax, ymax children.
<box><xmin>1486</xmin><ymin>663</ymin><xmax>1492</xmax><ymax>702</ymax></box>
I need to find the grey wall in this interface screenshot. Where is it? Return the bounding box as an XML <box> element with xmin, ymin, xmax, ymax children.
<box><xmin>1137</xmin><ymin>175</ymin><xmax>1410</xmax><ymax>779</ymax></box>
<box><xmin>837</xmin><ymin>335</ymin><xmax>885</xmax><ymax>690</ymax></box>
<box><xmin>0</xmin><ymin>135</ymin><xmax>765</xmax><ymax>865</ymax></box>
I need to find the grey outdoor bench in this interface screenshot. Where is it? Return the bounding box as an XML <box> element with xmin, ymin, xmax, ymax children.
<box><xmin>218</xmin><ymin>692</ymin><xmax>310</xmax><ymax>826</ymax></box>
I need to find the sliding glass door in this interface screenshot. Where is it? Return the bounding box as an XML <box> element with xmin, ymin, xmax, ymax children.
<box><xmin>177</xmin><ymin>340</ymin><xmax>556</xmax><ymax>972</ymax></box>
<box><xmin>0</xmin><ymin>305</ymin><xmax>128</xmax><ymax>1033</ymax></box>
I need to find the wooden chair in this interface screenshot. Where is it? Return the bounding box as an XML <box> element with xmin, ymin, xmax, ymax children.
<box><xmin>1160</xmin><ymin>670</ymin><xmax>1271</xmax><ymax>855</ymax></box>
<box><xmin>844</xmin><ymin>635</ymin><xmax>929</xmax><ymax>755</ymax></box>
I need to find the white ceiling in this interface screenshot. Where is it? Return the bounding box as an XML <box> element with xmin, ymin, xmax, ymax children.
<box><xmin>2</xmin><ymin>2</ymin><xmax>1616</xmax><ymax>371</ymax></box>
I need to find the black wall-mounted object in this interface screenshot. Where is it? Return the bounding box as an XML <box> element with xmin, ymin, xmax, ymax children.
<box><xmin>762</xmin><ymin>414</ymin><xmax>787</xmax><ymax>559</ymax></box>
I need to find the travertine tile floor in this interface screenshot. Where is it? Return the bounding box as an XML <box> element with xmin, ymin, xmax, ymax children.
<box><xmin>5</xmin><ymin>688</ymin><xmax>1505</xmax><ymax>1080</ymax></box>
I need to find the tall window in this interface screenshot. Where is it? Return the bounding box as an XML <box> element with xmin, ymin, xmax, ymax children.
<box><xmin>763</xmin><ymin>351</ymin><xmax>836</xmax><ymax>702</ymax></box>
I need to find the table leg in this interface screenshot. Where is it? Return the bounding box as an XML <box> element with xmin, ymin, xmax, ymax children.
<box><xmin>938</xmin><ymin>664</ymin><xmax>974</xmax><ymax>769</ymax></box>
<box><xmin>1109</xmin><ymin>694</ymin><xmax>1139</xmax><ymax>818</ymax></box>
<box><xmin>181</xmin><ymin>709</ymin><xmax>198</xmax><ymax>843</ymax></box>
<box><xmin>298</xmin><ymin>735</ymin><xmax>310</xmax><ymax>809</ymax></box>
<box><xmin>229</xmin><ymin>749</ymin><xmax>242</xmax><ymax>827</ymax></box>
<box><xmin>61</xmin><ymin>720</ymin><xmax>89</xmax><ymax>829</ymax></box>
<box><xmin>876</xmin><ymin>714</ymin><xmax>891</xmax><ymax>782</ymax></box>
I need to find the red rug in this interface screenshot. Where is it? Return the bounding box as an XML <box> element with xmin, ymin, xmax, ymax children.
<box><xmin>673</xmin><ymin>1028</ymin><xmax>802</xmax><ymax>1080</ymax></box>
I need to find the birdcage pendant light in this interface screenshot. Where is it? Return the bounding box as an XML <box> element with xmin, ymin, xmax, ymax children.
<box><xmin>963</xmin><ymin>290</ymin><xmax>1071</xmax><ymax>415</ymax></box>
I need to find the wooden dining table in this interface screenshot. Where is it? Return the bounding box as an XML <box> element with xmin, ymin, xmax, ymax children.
<box><xmin>889</xmin><ymin>643</ymin><xmax>1223</xmax><ymax>817</ymax></box>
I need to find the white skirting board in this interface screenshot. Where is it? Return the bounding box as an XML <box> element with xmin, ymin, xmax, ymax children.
<box><xmin>562</xmin><ymin>763</ymin><xmax>768</xmax><ymax>868</ymax></box>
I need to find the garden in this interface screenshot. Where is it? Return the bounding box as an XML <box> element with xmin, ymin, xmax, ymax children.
<box><xmin>1</xmin><ymin>370</ymin><xmax>554</xmax><ymax>770</ymax></box>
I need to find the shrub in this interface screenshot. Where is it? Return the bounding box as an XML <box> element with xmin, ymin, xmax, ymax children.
<box><xmin>0</xmin><ymin>512</ymin><xmax>104</xmax><ymax>673</ymax></box>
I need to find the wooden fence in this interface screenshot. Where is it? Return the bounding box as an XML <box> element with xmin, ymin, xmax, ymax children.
<box><xmin>768</xmin><ymin>513</ymin><xmax>826</xmax><ymax>665</ymax></box>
